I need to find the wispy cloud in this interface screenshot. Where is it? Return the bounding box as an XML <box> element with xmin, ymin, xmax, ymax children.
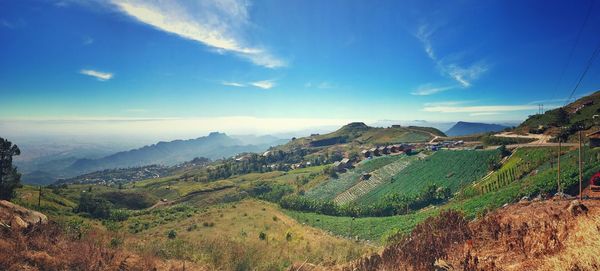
<box><xmin>79</xmin><ymin>69</ymin><xmax>114</xmax><ymax>81</ymax></box>
<box><xmin>470</xmin><ymin>112</ymin><xmax>502</xmax><ymax>116</ymax></box>
<box><xmin>423</xmin><ymin>104</ymin><xmax>538</xmax><ymax>113</ymax></box>
<box><xmin>222</xmin><ymin>81</ymin><xmax>246</xmax><ymax>87</ymax></box>
<box><xmin>423</xmin><ymin>100</ymin><xmax>476</xmax><ymax>107</ymax></box>
<box><xmin>82</xmin><ymin>36</ymin><xmax>94</xmax><ymax>45</ymax></box>
<box><xmin>110</xmin><ymin>0</ymin><xmax>285</xmax><ymax>68</ymax></box>
<box><xmin>415</xmin><ymin>24</ymin><xmax>488</xmax><ymax>89</ymax></box>
<box><xmin>305</xmin><ymin>81</ymin><xmax>337</xmax><ymax>89</ymax></box>
<box><xmin>411</xmin><ymin>84</ymin><xmax>457</xmax><ymax>96</ymax></box>
<box><xmin>250</xmin><ymin>80</ymin><xmax>275</xmax><ymax>89</ymax></box>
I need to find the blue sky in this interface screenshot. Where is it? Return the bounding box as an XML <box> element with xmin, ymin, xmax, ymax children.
<box><xmin>1</xmin><ymin>0</ymin><xmax>600</xmax><ymax>138</ymax></box>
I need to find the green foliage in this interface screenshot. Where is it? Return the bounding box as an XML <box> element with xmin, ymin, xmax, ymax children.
<box><xmin>0</xmin><ymin>137</ymin><xmax>22</xmax><ymax>200</ymax></box>
<box><xmin>99</xmin><ymin>191</ymin><xmax>157</xmax><ymax>210</ymax></box>
<box><xmin>358</xmin><ymin>150</ymin><xmax>500</xmax><ymax>204</ymax></box>
<box><xmin>280</xmin><ymin>183</ymin><xmax>451</xmax><ymax>217</ymax></box>
<box><xmin>75</xmin><ymin>192</ymin><xmax>112</xmax><ymax>219</ymax></box>
<box><xmin>258</xmin><ymin>231</ymin><xmax>267</xmax><ymax>240</ymax></box>
<box><xmin>167</xmin><ymin>229</ymin><xmax>177</xmax><ymax>239</ymax></box>
<box><xmin>481</xmin><ymin>135</ymin><xmax>535</xmax><ymax>146</ymax></box>
<box><xmin>306</xmin><ymin>155</ymin><xmax>409</xmax><ymax>201</ymax></box>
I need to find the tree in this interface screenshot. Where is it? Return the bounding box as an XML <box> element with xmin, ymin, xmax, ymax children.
<box><xmin>0</xmin><ymin>138</ymin><xmax>22</xmax><ymax>200</ymax></box>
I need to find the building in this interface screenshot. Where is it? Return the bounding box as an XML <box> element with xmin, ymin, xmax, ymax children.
<box><xmin>588</xmin><ymin>130</ymin><xmax>600</xmax><ymax>148</ymax></box>
<box><xmin>371</xmin><ymin>147</ymin><xmax>380</xmax><ymax>156</ymax></box>
<box><xmin>378</xmin><ymin>146</ymin><xmax>389</xmax><ymax>155</ymax></box>
<box><xmin>361</xmin><ymin>149</ymin><xmax>371</xmax><ymax>158</ymax></box>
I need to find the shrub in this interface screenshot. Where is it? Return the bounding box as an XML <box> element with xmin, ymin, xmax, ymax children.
<box><xmin>167</xmin><ymin>230</ymin><xmax>177</xmax><ymax>239</ymax></box>
<box><xmin>259</xmin><ymin>231</ymin><xmax>267</xmax><ymax>240</ymax></box>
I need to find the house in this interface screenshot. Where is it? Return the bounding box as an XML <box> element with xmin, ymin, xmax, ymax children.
<box><xmin>371</xmin><ymin>147</ymin><xmax>380</xmax><ymax>156</ymax></box>
<box><xmin>361</xmin><ymin>149</ymin><xmax>371</xmax><ymax>158</ymax></box>
<box><xmin>333</xmin><ymin>158</ymin><xmax>351</xmax><ymax>172</ymax></box>
<box><xmin>378</xmin><ymin>146</ymin><xmax>389</xmax><ymax>155</ymax></box>
<box><xmin>588</xmin><ymin>130</ymin><xmax>600</xmax><ymax>148</ymax></box>
<box><xmin>389</xmin><ymin>145</ymin><xmax>399</xmax><ymax>153</ymax></box>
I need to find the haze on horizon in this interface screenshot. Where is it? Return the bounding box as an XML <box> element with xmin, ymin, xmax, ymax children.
<box><xmin>2</xmin><ymin>0</ymin><xmax>600</xmax><ymax>142</ymax></box>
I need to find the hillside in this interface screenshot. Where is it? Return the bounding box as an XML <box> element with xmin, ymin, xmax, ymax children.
<box><xmin>445</xmin><ymin>121</ymin><xmax>509</xmax><ymax>136</ymax></box>
<box><xmin>518</xmin><ymin>90</ymin><xmax>600</xmax><ymax>141</ymax></box>
<box><xmin>66</xmin><ymin>132</ymin><xmax>277</xmax><ymax>176</ymax></box>
<box><xmin>279</xmin><ymin>122</ymin><xmax>445</xmax><ymax>151</ymax></box>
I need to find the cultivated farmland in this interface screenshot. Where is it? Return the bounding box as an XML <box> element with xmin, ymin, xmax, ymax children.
<box><xmin>357</xmin><ymin>150</ymin><xmax>501</xmax><ymax>204</ymax></box>
<box><xmin>304</xmin><ymin>155</ymin><xmax>412</xmax><ymax>201</ymax></box>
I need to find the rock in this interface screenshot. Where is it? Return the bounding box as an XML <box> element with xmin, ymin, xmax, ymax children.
<box><xmin>11</xmin><ymin>216</ymin><xmax>28</xmax><ymax>230</ymax></box>
<box><xmin>434</xmin><ymin>259</ymin><xmax>454</xmax><ymax>271</ymax></box>
<box><xmin>553</xmin><ymin>192</ymin><xmax>575</xmax><ymax>200</ymax></box>
<box><xmin>0</xmin><ymin>200</ymin><xmax>48</xmax><ymax>230</ymax></box>
<box><xmin>532</xmin><ymin>194</ymin><xmax>543</xmax><ymax>202</ymax></box>
<box><xmin>567</xmin><ymin>200</ymin><xmax>588</xmax><ymax>216</ymax></box>
<box><xmin>519</xmin><ymin>196</ymin><xmax>531</xmax><ymax>205</ymax></box>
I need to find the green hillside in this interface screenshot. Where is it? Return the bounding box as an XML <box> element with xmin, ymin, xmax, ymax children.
<box><xmin>279</xmin><ymin>122</ymin><xmax>445</xmax><ymax>151</ymax></box>
<box><xmin>304</xmin><ymin>155</ymin><xmax>414</xmax><ymax>201</ymax></box>
<box><xmin>519</xmin><ymin>90</ymin><xmax>600</xmax><ymax>141</ymax></box>
<box><xmin>356</xmin><ymin>150</ymin><xmax>501</xmax><ymax>204</ymax></box>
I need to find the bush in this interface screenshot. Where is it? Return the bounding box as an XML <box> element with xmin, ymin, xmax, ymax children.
<box><xmin>75</xmin><ymin>193</ymin><xmax>112</xmax><ymax>219</ymax></box>
<box><xmin>167</xmin><ymin>229</ymin><xmax>177</xmax><ymax>239</ymax></box>
<box><xmin>259</xmin><ymin>231</ymin><xmax>267</xmax><ymax>240</ymax></box>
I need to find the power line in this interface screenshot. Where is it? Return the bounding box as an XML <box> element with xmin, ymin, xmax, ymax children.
<box><xmin>548</xmin><ymin>0</ymin><xmax>595</xmax><ymax>103</ymax></box>
<box><xmin>563</xmin><ymin>39</ymin><xmax>600</xmax><ymax>106</ymax></box>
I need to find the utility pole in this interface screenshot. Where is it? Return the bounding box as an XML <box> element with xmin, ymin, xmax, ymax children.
<box><xmin>38</xmin><ymin>186</ymin><xmax>42</xmax><ymax>208</ymax></box>
<box><xmin>557</xmin><ymin>140</ymin><xmax>561</xmax><ymax>194</ymax></box>
<box><xmin>579</xmin><ymin>130</ymin><xmax>584</xmax><ymax>200</ymax></box>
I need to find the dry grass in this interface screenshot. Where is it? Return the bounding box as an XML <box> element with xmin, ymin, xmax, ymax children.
<box><xmin>128</xmin><ymin>199</ymin><xmax>373</xmax><ymax>270</ymax></box>
<box><xmin>538</xmin><ymin>205</ymin><xmax>600</xmax><ymax>271</ymax></box>
<box><xmin>0</xmin><ymin>221</ymin><xmax>205</xmax><ymax>271</ymax></box>
<box><xmin>332</xmin><ymin>200</ymin><xmax>600</xmax><ymax>271</ymax></box>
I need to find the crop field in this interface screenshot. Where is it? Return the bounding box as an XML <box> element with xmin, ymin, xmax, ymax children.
<box><xmin>474</xmin><ymin>147</ymin><xmax>557</xmax><ymax>194</ymax></box>
<box><xmin>356</xmin><ymin>150</ymin><xmax>501</xmax><ymax>204</ymax></box>
<box><xmin>304</xmin><ymin>155</ymin><xmax>410</xmax><ymax>201</ymax></box>
<box><xmin>334</xmin><ymin>157</ymin><xmax>416</xmax><ymax>204</ymax></box>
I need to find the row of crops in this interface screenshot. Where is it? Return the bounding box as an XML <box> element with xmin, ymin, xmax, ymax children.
<box><xmin>333</xmin><ymin>157</ymin><xmax>416</xmax><ymax>205</ymax></box>
<box><xmin>475</xmin><ymin>147</ymin><xmax>557</xmax><ymax>194</ymax></box>
<box><xmin>355</xmin><ymin>150</ymin><xmax>501</xmax><ymax>205</ymax></box>
<box><xmin>304</xmin><ymin>155</ymin><xmax>408</xmax><ymax>201</ymax></box>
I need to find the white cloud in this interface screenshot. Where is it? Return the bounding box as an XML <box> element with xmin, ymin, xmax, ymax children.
<box><xmin>110</xmin><ymin>0</ymin><xmax>285</xmax><ymax>68</ymax></box>
<box><xmin>222</xmin><ymin>81</ymin><xmax>246</xmax><ymax>87</ymax></box>
<box><xmin>411</xmin><ymin>84</ymin><xmax>457</xmax><ymax>96</ymax></box>
<box><xmin>470</xmin><ymin>112</ymin><xmax>502</xmax><ymax>116</ymax></box>
<box><xmin>305</xmin><ymin>81</ymin><xmax>337</xmax><ymax>89</ymax></box>
<box><xmin>423</xmin><ymin>104</ymin><xmax>538</xmax><ymax>113</ymax></box>
<box><xmin>79</xmin><ymin>69</ymin><xmax>114</xmax><ymax>81</ymax></box>
<box><xmin>415</xmin><ymin>24</ymin><xmax>488</xmax><ymax>89</ymax></box>
<box><xmin>82</xmin><ymin>36</ymin><xmax>94</xmax><ymax>45</ymax></box>
<box><xmin>250</xmin><ymin>80</ymin><xmax>275</xmax><ymax>89</ymax></box>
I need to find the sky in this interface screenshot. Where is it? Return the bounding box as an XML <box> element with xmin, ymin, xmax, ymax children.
<box><xmin>1</xmin><ymin>0</ymin><xmax>600</xmax><ymax>140</ymax></box>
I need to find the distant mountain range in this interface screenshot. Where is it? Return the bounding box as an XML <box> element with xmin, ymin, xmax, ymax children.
<box><xmin>445</xmin><ymin>121</ymin><xmax>509</xmax><ymax>136</ymax></box>
<box><xmin>19</xmin><ymin>132</ymin><xmax>286</xmax><ymax>185</ymax></box>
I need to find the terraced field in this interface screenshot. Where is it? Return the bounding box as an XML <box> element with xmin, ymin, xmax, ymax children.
<box><xmin>357</xmin><ymin>150</ymin><xmax>501</xmax><ymax>204</ymax></box>
<box><xmin>333</xmin><ymin>157</ymin><xmax>415</xmax><ymax>204</ymax></box>
<box><xmin>304</xmin><ymin>155</ymin><xmax>410</xmax><ymax>201</ymax></box>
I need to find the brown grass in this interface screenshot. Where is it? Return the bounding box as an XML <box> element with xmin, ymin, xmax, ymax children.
<box><xmin>0</xmin><ymin>222</ymin><xmax>192</xmax><ymax>271</ymax></box>
<box><xmin>336</xmin><ymin>200</ymin><xmax>600</xmax><ymax>271</ymax></box>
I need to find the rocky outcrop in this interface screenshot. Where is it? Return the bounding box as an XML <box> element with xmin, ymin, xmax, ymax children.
<box><xmin>0</xmin><ymin>200</ymin><xmax>48</xmax><ymax>230</ymax></box>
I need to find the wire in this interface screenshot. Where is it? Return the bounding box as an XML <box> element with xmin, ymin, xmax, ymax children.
<box><xmin>548</xmin><ymin>0</ymin><xmax>595</xmax><ymax>107</ymax></box>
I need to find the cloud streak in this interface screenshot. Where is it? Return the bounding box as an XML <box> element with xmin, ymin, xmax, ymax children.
<box><xmin>79</xmin><ymin>69</ymin><xmax>113</xmax><ymax>81</ymax></box>
<box><xmin>416</xmin><ymin>24</ymin><xmax>488</xmax><ymax>88</ymax></box>
<box><xmin>250</xmin><ymin>80</ymin><xmax>275</xmax><ymax>89</ymax></box>
<box><xmin>411</xmin><ymin>84</ymin><xmax>457</xmax><ymax>96</ymax></box>
<box><xmin>110</xmin><ymin>0</ymin><xmax>285</xmax><ymax>68</ymax></box>
<box><xmin>221</xmin><ymin>79</ymin><xmax>275</xmax><ymax>89</ymax></box>
<box><xmin>423</xmin><ymin>104</ymin><xmax>538</xmax><ymax>113</ymax></box>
